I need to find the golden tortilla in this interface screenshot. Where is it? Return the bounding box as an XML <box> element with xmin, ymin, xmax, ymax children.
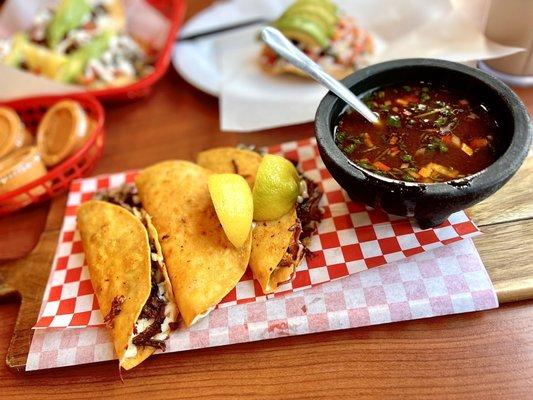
<box><xmin>77</xmin><ymin>200</ymin><xmax>154</xmax><ymax>370</ymax></box>
<box><xmin>135</xmin><ymin>160</ymin><xmax>251</xmax><ymax>327</ymax></box>
<box><xmin>197</xmin><ymin>148</ymin><xmax>304</xmax><ymax>294</ymax></box>
<box><xmin>196</xmin><ymin>147</ymin><xmax>262</xmax><ymax>188</ymax></box>
<box><xmin>250</xmin><ymin>208</ymin><xmax>301</xmax><ymax>294</ymax></box>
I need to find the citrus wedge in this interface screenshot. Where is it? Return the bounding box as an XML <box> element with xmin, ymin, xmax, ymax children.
<box><xmin>253</xmin><ymin>154</ymin><xmax>300</xmax><ymax>221</ymax></box>
<box><xmin>208</xmin><ymin>173</ymin><xmax>253</xmax><ymax>248</ymax></box>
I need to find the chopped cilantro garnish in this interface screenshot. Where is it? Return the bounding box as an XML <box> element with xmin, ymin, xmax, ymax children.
<box><xmin>344</xmin><ymin>143</ymin><xmax>356</xmax><ymax>154</ymax></box>
<box><xmin>427</xmin><ymin>139</ymin><xmax>448</xmax><ymax>153</ymax></box>
<box><xmin>351</xmin><ymin>136</ymin><xmax>362</xmax><ymax>144</ymax></box>
<box><xmin>401</xmin><ymin>154</ymin><xmax>413</xmax><ymax>162</ymax></box>
<box><xmin>403</xmin><ymin>85</ymin><xmax>412</xmax><ymax>92</ymax></box>
<box><xmin>387</xmin><ymin>115</ymin><xmax>401</xmax><ymax>128</ymax></box>
<box><xmin>335</xmin><ymin>131</ymin><xmax>346</xmax><ymax>144</ymax></box>
<box><xmin>357</xmin><ymin>161</ymin><xmax>377</xmax><ymax>171</ymax></box>
<box><xmin>420</xmin><ymin>92</ymin><xmax>430</xmax><ymax>103</ymax></box>
<box><xmin>434</xmin><ymin>116</ymin><xmax>448</xmax><ymax>127</ymax></box>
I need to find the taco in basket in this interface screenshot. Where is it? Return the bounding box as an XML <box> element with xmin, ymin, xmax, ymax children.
<box><xmin>196</xmin><ymin>147</ymin><xmax>323</xmax><ymax>294</ymax></box>
<box><xmin>0</xmin><ymin>0</ymin><xmax>153</xmax><ymax>88</ymax></box>
<box><xmin>135</xmin><ymin>161</ymin><xmax>252</xmax><ymax>326</ymax></box>
<box><xmin>77</xmin><ymin>190</ymin><xmax>178</xmax><ymax>371</ymax></box>
<box><xmin>260</xmin><ymin>0</ymin><xmax>373</xmax><ymax>80</ymax></box>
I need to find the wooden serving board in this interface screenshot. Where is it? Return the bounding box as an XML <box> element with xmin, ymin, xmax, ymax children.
<box><xmin>0</xmin><ymin>155</ymin><xmax>531</xmax><ymax>372</ymax></box>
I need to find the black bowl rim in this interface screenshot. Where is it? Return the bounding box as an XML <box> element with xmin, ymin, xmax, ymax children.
<box><xmin>315</xmin><ymin>58</ymin><xmax>533</xmax><ymax>194</ymax></box>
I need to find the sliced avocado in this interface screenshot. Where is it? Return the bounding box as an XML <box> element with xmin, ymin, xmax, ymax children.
<box><xmin>282</xmin><ymin>6</ymin><xmax>337</xmax><ymax>37</ymax></box>
<box><xmin>292</xmin><ymin>0</ymin><xmax>338</xmax><ymax>15</ymax></box>
<box><xmin>278</xmin><ymin>12</ymin><xmax>332</xmax><ymax>38</ymax></box>
<box><xmin>284</xmin><ymin>3</ymin><xmax>339</xmax><ymax>28</ymax></box>
<box><xmin>275</xmin><ymin>16</ymin><xmax>329</xmax><ymax>49</ymax></box>
<box><xmin>3</xmin><ymin>33</ymin><xmax>28</xmax><ymax>67</ymax></box>
<box><xmin>57</xmin><ymin>31</ymin><xmax>112</xmax><ymax>83</ymax></box>
<box><xmin>47</xmin><ymin>0</ymin><xmax>92</xmax><ymax>49</ymax></box>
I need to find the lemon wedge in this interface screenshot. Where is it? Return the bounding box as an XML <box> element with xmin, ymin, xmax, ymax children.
<box><xmin>253</xmin><ymin>154</ymin><xmax>300</xmax><ymax>221</ymax></box>
<box><xmin>208</xmin><ymin>173</ymin><xmax>253</xmax><ymax>248</ymax></box>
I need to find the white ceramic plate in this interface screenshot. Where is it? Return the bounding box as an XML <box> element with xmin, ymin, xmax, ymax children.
<box><xmin>172</xmin><ymin>0</ymin><xmax>286</xmax><ymax>97</ymax></box>
<box><xmin>171</xmin><ymin>0</ymin><xmax>505</xmax><ymax>98</ymax></box>
<box><xmin>173</xmin><ymin>38</ymin><xmax>222</xmax><ymax>97</ymax></box>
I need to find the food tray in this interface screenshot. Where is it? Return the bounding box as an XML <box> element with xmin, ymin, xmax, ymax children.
<box><xmin>0</xmin><ymin>94</ymin><xmax>105</xmax><ymax>216</ymax></box>
<box><xmin>33</xmin><ymin>138</ymin><xmax>481</xmax><ymax>329</ymax></box>
<box><xmin>88</xmin><ymin>0</ymin><xmax>186</xmax><ymax>101</ymax></box>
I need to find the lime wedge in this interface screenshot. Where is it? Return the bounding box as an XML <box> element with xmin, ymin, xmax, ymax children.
<box><xmin>253</xmin><ymin>154</ymin><xmax>300</xmax><ymax>221</ymax></box>
<box><xmin>208</xmin><ymin>173</ymin><xmax>253</xmax><ymax>248</ymax></box>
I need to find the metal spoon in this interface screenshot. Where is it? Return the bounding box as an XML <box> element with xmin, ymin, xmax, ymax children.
<box><xmin>260</xmin><ymin>27</ymin><xmax>380</xmax><ymax>125</ymax></box>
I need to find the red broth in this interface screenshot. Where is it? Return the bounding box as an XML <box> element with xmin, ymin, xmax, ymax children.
<box><xmin>335</xmin><ymin>83</ymin><xmax>499</xmax><ymax>183</ymax></box>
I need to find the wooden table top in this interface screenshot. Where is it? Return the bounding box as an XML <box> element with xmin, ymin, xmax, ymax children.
<box><xmin>1</xmin><ymin>1</ymin><xmax>533</xmax><ymax>398</ymax></box>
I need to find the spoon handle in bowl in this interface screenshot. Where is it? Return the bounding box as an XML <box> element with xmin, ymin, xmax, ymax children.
<box><xmin>260</xmin><ymin>27</ymin><xmax>379</xmax><ymax>124</ymax></box>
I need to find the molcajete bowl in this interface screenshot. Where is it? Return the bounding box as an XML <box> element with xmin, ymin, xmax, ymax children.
<box><xmin>315</xmin><ymin>58</ymin><xmax>532</xmax><ymax>228</ymax></box>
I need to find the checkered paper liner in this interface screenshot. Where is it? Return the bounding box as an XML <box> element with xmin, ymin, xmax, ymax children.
<box><xmin>34</xmin><ymin>138</ymin><xmax>481</xmax><ymax>329</ymax></box>
<box><xmin>26</xmin><ymin>238</ymin><xmax>498</xmax><ymax>371</ymax></box>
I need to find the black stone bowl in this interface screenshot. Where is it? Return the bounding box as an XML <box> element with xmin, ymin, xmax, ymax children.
<box><xmin>315</xmin><ymin>58</ymin><xmax>532</xmax><ymax>228</ymax></box>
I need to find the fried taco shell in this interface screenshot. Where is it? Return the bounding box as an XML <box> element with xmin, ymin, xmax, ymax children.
<box><xmin>260</xmin><ymin>59</ymin><xmax>354</xmax><ymax>81</ymax></box>
<box><xmin>196</xmin><ymin>147</ymin><xmax>262</xmax><ymax>188</ymax></box>
<box><xmin>135</xmin><ymin>161</ymin><xmax>252</xmax><ymax>327</ymax></box>
<box><xmin>77</xmin><ymin>200</ymin><xmax>177</xmax><ymax>370</ymax></box>
<box><xmin>197</xmin><ymin>147</ymin><xmax>322</xmax><ymax>295</ymax></box>
<box><xmin>251</xmin><ymin>208</ymin><xmax>304</xmax><ymax>293</ymax></box>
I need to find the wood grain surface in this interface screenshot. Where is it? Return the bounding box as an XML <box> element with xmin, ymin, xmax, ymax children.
<box><xmin>0</xmin><ymin>1</ymin><xmax>532</xmax><ymax>398</ymax></box>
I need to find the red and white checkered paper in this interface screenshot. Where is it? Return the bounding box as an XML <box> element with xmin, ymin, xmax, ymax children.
<box><xmin>27</xmin><ymin>238</ymin><xmax>498</xmax><ymax>371</ymax></box>
<box><xmin>34</xmin><ymin>138</ymin><xmax>481</xmax><ymax>329</ymax></box>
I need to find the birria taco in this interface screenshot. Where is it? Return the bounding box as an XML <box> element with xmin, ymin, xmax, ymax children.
<box><xmin>196</xmin><ymin>147</ymin><xmax>323</xmax><ymax>294</ymax></box>
<box><xmin>135</xmin><ymin>160</ymin><xmax>252</xmax><ymax>326</ymax></box>
<box><xmin>77</xmin><ymin>187</ymin><xmax>178</xmax><ymax>370</ymax></box>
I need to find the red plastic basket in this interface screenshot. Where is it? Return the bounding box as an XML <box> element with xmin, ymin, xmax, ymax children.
<box><xmin>87</xmin><ymin>0</ymin><xmax>186</xmax><ymax>101</ymax></box>
<box><xmin>0</xmin><ymin>94</ymin><xmax>105</xmax><ymax>216</ymax></box>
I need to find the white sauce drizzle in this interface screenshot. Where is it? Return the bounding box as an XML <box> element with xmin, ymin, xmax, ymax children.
<box><xmin>0</xmin><ymin>39</ymin><xmax>12</xmax><ymax>62</ymax></box>
<box><xmin>124</xmin><ymin>282</ymin><xmax>177</xmax><ymax>360</ymax></box>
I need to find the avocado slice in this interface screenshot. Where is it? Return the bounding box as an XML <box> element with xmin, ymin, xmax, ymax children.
<box><xmin>57</xmin><ymin>31</ymin><xmax>112</xmax><ymax>83</ymax></box>
<box><xmin>275</xmin><ymin>16</ymin><xmax>329</xmax><ymax>49</ymax></box>
<box><xmin>282</xmin><ymin>5</ymin><xmax>338</xmax><ymax>37</ymax></box>
<box><xmin>278</xmin><ymin>12</ymin><xmax>332</xmax><ymax>38</ymax></box>
<box><xmin>3</xmin><ymin>33</ymin><xmax>28</xmax><ymax>67</ymax></box>
<box><xmin>284</xmin><ymin>3</ymin><xmax>338</xmax><ymax>28</ymax></box>
<box><xmin>292</xmin><ymin>0</ymin><xmax>338</xmax><ymax>15</ymax></box>
<box><xmin>47</xmin><ymin>0</ymin><xmax>92</xmax><ymax>49</ymax></box>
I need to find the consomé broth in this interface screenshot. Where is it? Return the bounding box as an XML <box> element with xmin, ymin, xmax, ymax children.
<box><xmin>335</xmin><ymin>83</ymin><xmax>500</xmax><ymax>183</ymax></box>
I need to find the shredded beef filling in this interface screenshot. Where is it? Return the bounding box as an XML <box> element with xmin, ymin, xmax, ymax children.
<box><xmin>94</xmin><ymin>184</ymin><xmax>169</xmax><ymax>352</ymax></box>
<box><xmin>296</xmin><ymin>176</ymin><xmax>323</xmax><ymax>241</ymax></box>
<box><xmin>132</xmin><ymin>282</ymin><xmax>167</xmax><ymax>351</ymax></box>
<box><xmin>273</xmin><ymin>173</ymin><xmax>323</xmax><ymax>273</ymax></box>
<box><xmin>132</xmin><ymin>238</ymin><xmax>169</xmax><ymax>351</ymax></box>
<box><xmin>104</xmin><ymin>295</ymin><xmax>125</xmax><ymax>327</ymax></box>
<box><xmin>94</xmin><ymin>184</ymin><xmax>141</xmax><ymax>212</ymax></box>
<box><xmin>278</xmin><ymin>224</ymin><xmax>303</xmax><ymax>269</ymax></box>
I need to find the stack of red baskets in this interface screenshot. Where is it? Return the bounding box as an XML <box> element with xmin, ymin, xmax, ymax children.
<box><xmin>0</xmin><ymin>0</ymin><xmax>186</xmax><ymax>216</ymax></box>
